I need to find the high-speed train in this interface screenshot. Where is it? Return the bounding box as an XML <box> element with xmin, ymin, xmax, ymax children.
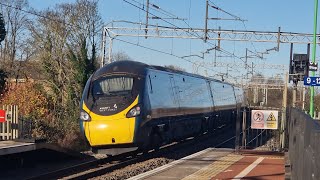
<box><xmin>80</xmin><ymin>60</ymin><xmax>245</xmax><ymax>155</ymax></box>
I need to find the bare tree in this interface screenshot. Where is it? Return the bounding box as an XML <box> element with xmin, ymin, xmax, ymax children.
<box><xmin>266</xmin><ymin>75</ymin><xmax>284</xmax><ymax>85</ymax></box>
<box><xmin>112</xmin><ymin>51</ymin><xmax>132</xmax><ymax>62</ymax></box>
<box><xmin>0</xmin><ymin>13</ymin><xmax>5</xmax><ymax>43</ymax></box>
<box><xmin>29</xmin><ymin>0</ymin><xmax>102</xmax><ymax>121</ymax></box>
<box><xmin>0</xmin><ymin>0</ymin><xmax>32</xmax><ymax>80</ymax></box>
<box><xmin>164</xmin><ymin>65</ymin><xmax>186</xmax><ymax>72</ymax></box>
<box><xmin>250</xmin><ymin>73</ymin><xmax>265</xmax><ymax>84</ymax></box>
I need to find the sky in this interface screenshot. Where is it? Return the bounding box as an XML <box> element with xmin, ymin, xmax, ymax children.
<box><xmin>28</xmin><ymin>0</ymin><xmax>318</xmax><ymax>83</ymax></box>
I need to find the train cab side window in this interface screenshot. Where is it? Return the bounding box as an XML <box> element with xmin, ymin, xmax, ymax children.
<box><xmin>148</xmin><ymin>75</ymin><xmax>153</xmax><ymax>93</ymax></box>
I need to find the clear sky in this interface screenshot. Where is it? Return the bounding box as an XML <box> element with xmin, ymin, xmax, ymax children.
<box><xmin>28</xmin><ymin>0</ymin><xmax>318</xmax><ymax>82</ymax></box>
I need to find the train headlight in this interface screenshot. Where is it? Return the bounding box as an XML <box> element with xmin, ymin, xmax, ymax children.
<box><xmin>126</xmin><ymin>105</ymin><xmax>141</xmax><ymax>118</ymax></box>
<box><xmin>80</xmin><ymin>111</ymin><xmax>91</xmax><ymax>121</ymax></box>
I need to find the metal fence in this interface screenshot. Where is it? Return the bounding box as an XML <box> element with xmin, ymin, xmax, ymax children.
<box><xmin>288</xmin><ymin>107</ymin><xmax>320</xmax><ymax>180</ymax></box>
<box><xmin>238</xmin><ymin>107</ymin><xmax>282</xmax><ymax>151</ymax></box>
<box><xmin>18</xmin><ymin>117</ymin><xmax>34</xmax><ymax>139</ymax></box>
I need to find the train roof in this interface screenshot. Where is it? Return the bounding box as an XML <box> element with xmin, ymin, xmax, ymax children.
<box><xmin>93</xmin><ymin>60</ymin><xmax>148</xmax><ymax>79</ymax></box>
<box><xmin>94</xmin><ymin>60</ymin><xmax>231</xmax><ymax>85</ymax></box>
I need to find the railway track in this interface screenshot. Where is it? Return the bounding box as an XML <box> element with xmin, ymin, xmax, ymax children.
<box><xmin>21</xmin><ymin>126</ymin><xmax>272</xmax><ymax>180</ymax></box>
<box><xmin>25</xmin><ymin>123</ymin><xmax>273</xmax><ymax>180</ymax></box>
<box><xmin>27</xmin><ymin>124</ymin><xmax>237</xmax><ymax>180</ymax></box>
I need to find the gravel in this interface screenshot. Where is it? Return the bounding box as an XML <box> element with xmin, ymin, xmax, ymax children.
<box><xmin>91</xmin><ymin>158</ymin><xmax>172</xmax><ymax>180</ymax></box>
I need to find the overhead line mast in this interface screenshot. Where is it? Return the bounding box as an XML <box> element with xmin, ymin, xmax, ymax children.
<box><xmin>145</xmin><ymin>0</ymin><xmax>149</xmax><ymax>38</ymax></box>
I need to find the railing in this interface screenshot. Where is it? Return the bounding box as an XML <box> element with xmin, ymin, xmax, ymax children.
<box><xmin>19</xmin><ymin>118</ymin><xmax>33</xmax><ymax>139</ymax></box>
<box><xmin>288</xmin><ymin>108</ymin><xmax>320</xmax><ymax>180</ymax></box>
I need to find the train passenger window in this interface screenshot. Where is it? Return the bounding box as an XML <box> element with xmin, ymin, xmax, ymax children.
<box><xmin>148</xmin><ymin>75</ymin><xmax>153</xmax><ymax>93</ymax></box>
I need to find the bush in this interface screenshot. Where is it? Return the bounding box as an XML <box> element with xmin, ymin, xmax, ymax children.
<box><xmin>0</xmin><ymin>81</ymin><xmax>87</xmax><ymax>151</ymax></box>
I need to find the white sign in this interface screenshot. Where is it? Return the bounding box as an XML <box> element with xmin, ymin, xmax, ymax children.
<box><xmin>251</xmin><ymin>110</ymin><xmax>278</xmax><ymax>130</ymax></box>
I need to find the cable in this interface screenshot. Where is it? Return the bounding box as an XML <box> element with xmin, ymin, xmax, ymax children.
<box><xmin>110</xmin><ymin>20</ymin><xmax>247</xmax><ymax>79</ymax></box>
<box><xmin>123</xmin><ymin>0</ymin><xmax>204</xmax><ymax>40</ymax></box>
<box><xmin>242</xmin><ymin>21</ymin><xmax>259</xmax><ymax>54</ymax></box>
<box><xmin>1</xmin><ymin>0</ymin><xmax>256</xmax><ymax>81</ymax></box>
<box><xmin>122</xmin><ymin>0</ymin><xmax>210</xmax><ymax>60</ymax></box>
<box><xmin>113</xmin><ymin>37</ymin><xmax>224</xmax><ymax>75</ymax></box>
<box><xmin>121</xmin><ymin>0</ymin><xmax>245</xmax><ymax>79</ymax></box>
<box><xmin>208</xmin><ymin>0</ymin><xmax>244</xmax><ymax>21</ymax></box>
<box><xmin>131</xmin><ymin>0</ymin><xmax>176</xmax><ymax>18</ymax></box>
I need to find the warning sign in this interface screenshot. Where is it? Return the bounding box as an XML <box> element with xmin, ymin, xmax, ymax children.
<box><xmin>251</xmin><ymin>111</ymin><xmax>264</xmax><ymax>128</ymax></box>
<box><xmin>266</xmin><ymin>112</ymin><xmax>277</xmax><ymax>121</ymax></box>
<box><xmin>251</xmin><ymin>110</ymin><xmax>278</xmax><ymax>129</ymax></box>
<box><xmin>0</xmin><ymin>110</ymin><xmax>5</xmax><ymax>123</ymax></box>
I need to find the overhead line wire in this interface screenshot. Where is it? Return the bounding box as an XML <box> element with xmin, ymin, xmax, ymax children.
<box><xmin>131</xmin><ymin>0</ymin><xmax>176</xmax><ymax>18</ymax></box>
<box><xmin>113</xmin><ymin>37</ymin><xmax>222</xmax><ymax>74</ymax></box>
<box><xmin>122</xmin><ymin>0</ymin><xmax>242</xmax><ymax>79</ymax></box>
<box><xmin>1</xmin><ymin>0</ymin><xmax>257</xmax><ymax>81</ymax></box>
<box><xmin>123</xmin><ymin>0</ymin><xmax>204</xmax><ymax>39</ymax></box>
<box><xmin>207</xmin><ymin>0</ymin><xmax>259</xmax><ymax>76</ymax></box>
<box><xmin>208</xmin><ymin>0</ymin><xmax>243</xmax><ymax>21</ymax></box>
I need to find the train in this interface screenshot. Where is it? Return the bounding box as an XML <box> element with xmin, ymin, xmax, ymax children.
<box><xmin>79</xmin><ymin>60</ymin><xmax>245</xmax><ymax>155</ymax></box>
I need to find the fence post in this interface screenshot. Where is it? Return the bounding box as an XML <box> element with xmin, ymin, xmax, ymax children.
<box><xmin>241</xmin><ymin>108</ymin><xmax>247</xmax><ymax>149</ymax></box>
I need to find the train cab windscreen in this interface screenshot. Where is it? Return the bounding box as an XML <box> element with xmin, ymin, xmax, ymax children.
<box><xmin>92</xmin><ymin>77</ymin><xmax>134</xmax><ymax>97</ymax></box>
<box><xmin>88</xmin><ymin>76</ymin><xmax>137</xmax><ymax>115</ymax></box>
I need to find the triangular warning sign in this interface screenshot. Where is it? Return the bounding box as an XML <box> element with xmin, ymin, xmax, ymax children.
<box><xmin>267</xmin><ymin>112</ymin><xmax>277</xmax><ymax>121</ymax></box>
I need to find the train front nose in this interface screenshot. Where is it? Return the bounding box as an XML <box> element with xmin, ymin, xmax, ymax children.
<box><xmin>83</xmin><ymin>116</ymin><xmax>136</xmax><ymax>146</ymax></box>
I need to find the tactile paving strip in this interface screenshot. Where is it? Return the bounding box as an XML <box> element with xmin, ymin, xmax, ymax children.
<box><xmin>181</xmin><ymin>154</ymin><xmax>243</xmax><ymax>180</ymax></box>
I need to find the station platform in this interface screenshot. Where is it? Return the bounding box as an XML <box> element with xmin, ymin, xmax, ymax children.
<box><xmin>0</xmin><ymin>140</ymin><xmax>79</xmax><ymax>157</ymax></box>
<box><xmin>0</xmin><ymin>140</ymin><xmax>37</xmax><ymax>155</ymax></box>
<box><xmin>129</xmin><ymin>148</ymin><xmax>284</xmax><ymax>180</ymax></box>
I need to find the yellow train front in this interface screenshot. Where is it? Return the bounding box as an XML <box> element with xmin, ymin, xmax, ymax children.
<box><xmin>80</xmin><ymin>60</ymin><xmax>244</xmax><ymax>155</ymax></box>
<box><xmin>79</xmin><ymin>61</ymin><xmax>148</xmax><ymax>155</ymax></box>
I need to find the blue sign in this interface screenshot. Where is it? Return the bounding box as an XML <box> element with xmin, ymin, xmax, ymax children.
<box><xmin>304</xmin><ymin>76</ymin><xmax>320</xmax><ymax>86</ymax></box>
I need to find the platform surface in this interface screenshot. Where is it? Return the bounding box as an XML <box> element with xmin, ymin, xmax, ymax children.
<box><xmin>128</xmin><ymin>148</ymin><xmax>284</xmax><ymax>180</ymax></box>
<box><xmin>0</xmin><ymin>140</ymin><xmax>80</xmax><ymax>157</ymax></box>
<box><xmin>0</xmin><ymin>140</ymin><xmax>35</xmax><ymax>155</ymax></box>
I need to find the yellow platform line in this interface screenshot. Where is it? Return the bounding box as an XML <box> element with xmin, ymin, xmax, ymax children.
<box><xmin>182</xmin><ymin>154</ymin><xmax>243</xmax><ymax>180</ymax></box>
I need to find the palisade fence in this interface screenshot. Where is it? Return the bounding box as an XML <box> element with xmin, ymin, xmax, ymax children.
<box><xmin>0</xmin><ymin>105</ymin><xmax>33</xmax><ymax>140</ymax></box>
<box><xmin>288</xmin><ymin>107</ymin><xmax>320</xmax><ymax>180</ymax></box>
<box><xmin>239</xmin><ymin>107</ymin><xmax>282</xmax><ymax>151</ymax></box>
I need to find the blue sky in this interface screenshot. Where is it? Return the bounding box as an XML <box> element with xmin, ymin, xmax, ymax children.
<box><xmin>29</xmin><ymin>0</ymin><xmax>318</xmax><ymax>82</ymax></box>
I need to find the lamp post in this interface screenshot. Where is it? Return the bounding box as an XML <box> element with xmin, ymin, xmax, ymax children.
<box><xmin>310</xmin><ymin>0</ymin><xmax>318</xmax><ymax>117</ymax></box>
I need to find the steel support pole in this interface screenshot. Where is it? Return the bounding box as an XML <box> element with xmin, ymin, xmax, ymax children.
<box><xmin>293</xmin><ymin>83</ymin><xmax>297</xmax><ymax>108</ymax></box>
<box><xmin>277</xmin><ymin>27</ymin><xmax>281</xmax><ymax>51</ymax></box>
<box><xmin>235</xmin><ymin>105</ymin><xmax>241</xmax><ymax>153</ymax></box>
<box><xmin>242</xmin><ymin>109</ymin><xmax>247</xmax><ymax>149</ymax></box>
<box><xmin>310</xmin><ymin>0</ymin><xmax>318</xmax><ymax>117</ymax></box>
<box><xmin>204</xmin><ymin>0</ymin><xmax>208</xmax><ymax>42</ymax></box>
<box><xmin>101</xmin><ymin>29</ymin><xmax>106</xmax><ymax>67</ymax></box>
<box><xmin>108</xmin><ymin>37</ymin><xmax>113</xmax><ymax>64</ymax></box>
<box><xmin>303</xmin><ymin>86</ymin><xmax>306</xmax><ymax>110</ymax></box>
<box><xmin>145</xmin><ymin>0</ymin><xmax>149</xmax><ymax>38</ymax></box>
<box><xmin>281</xmin><ymin>72</ymin><xmax>288</xmax><ymax>150</ymax></box>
